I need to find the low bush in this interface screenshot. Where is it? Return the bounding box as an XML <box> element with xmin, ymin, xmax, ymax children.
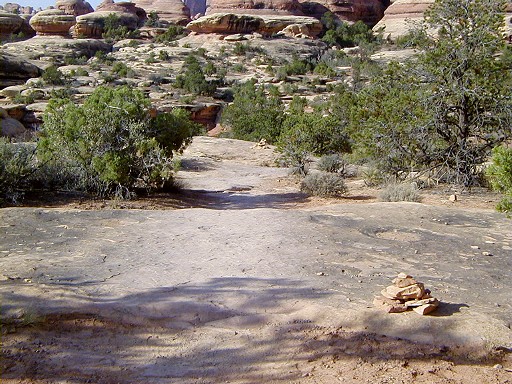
<box><xmin>42</xmin><ymin>65</ymin><xmax>67</xmax><ymax>85</ymax></box>
<box><xmin>300</xmin><ymin>172</ymin><xmax>347</xmax><ymax>197</ymax></box>
<box><xmin>486</xmin><ymin>145</ymin><xmax>512</xmax><ymax>213</ymax></box>
<box><xmin>0</xmin><ymin>139</ymin><xmax>36</xmax><ymax>205</ymax></box>
<box><xmin>379</xmin><ymin>182</ymin><xmax>421</xmax><ymax>202</ymax></box>
<box><xmin>38</xmin><ymin>86</ymin><xmax>201</xmax><ymax>198</ymax></box>
<box><xmin>317</xmin><ymin>154</ymin><xmax>346</xmax><ymax>174</ymax></box>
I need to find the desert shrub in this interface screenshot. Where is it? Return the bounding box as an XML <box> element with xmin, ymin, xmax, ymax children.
<box><xmin>70</xmin><ymin>67</ymin><xmax>89</xmax><ymax>77</ymax></box>
<box><xmin>38</xmin><ymin>86</ymin><xmax>201</xmax><ymax>198</ymax></box>
<box><xmin>300</xmin><ymin>172</ymin><xmax>347</xmax><ymax>197</ymax></box>
<box><xmin>0</xmin><ymin>139</ymin><xmax>36</xmax><ymax>204</ymax></box>
<box><xmin>486</xmin><ymin>145</ymin><xmax>512</xmax><ymax>213</ymax></box>
<box><xmin>313</xmin><ymin>62</ymin><xmax>336</xmax><ymax>77</ymax></box>
<box><xmin>111</xmin><ymin>62</ymin><xmax>133</xmax><ymax>77</ymax></box>
<box><xmin>12</xmin><ymin>92</ymin><xmax>37</xmax><ymax>105</ymax></box>
<box><xmin>42</xmin><ymin>65</ymin><xmax>67</xmax><ymax>85</ymax></box>
<box><xmin>64</xmin><ymin>55</ymin><xmax>88</xmax><ymax>65</ymax></box>
<box><xmin>321</xmin><ymin>13</ymin><xmax>378</xmax><ymax>48</ymax></box>
<box><xmin>221</xmin><ymin>81</ymin><xmax>284</xmax><ymax>143</ymax></box>
<box><xmin>154</xmin><ymin>24</ymin><xmax>187</xmax><ymax>44</ymax></box>
<box><xmin>145</xmin><ymin>10</ymin><xmax>162</xmax><ymax>27</ymax></box>
<box><xmin>158</xmin><ymin>50</ymin><xmax>170</xmax><ymax>61</ymax></box>
<box><xmin>379</xmin><ymin>182</ymin><xmax>421</xmax><ymax>202</ymax></box>
<box><xmin>204</xmin><ymin>61</ymin><xmax>216</xmax><ymax>76</ymax></box>
<box><xmin>174</xmin><ymin>54</ymin><xmax>216</xmax><ymax>95</ymax></box>
<box><xmin>317</xmin><ymin>154</ymin><xmax>347</xmax><ymax>174</ymax></box>
<box><xmin>102</xmin><ymin>13</ymin><xmax>139</xmax><ymax>41</ymax></box>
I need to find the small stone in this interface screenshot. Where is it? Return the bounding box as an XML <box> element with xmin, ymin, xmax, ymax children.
<box><xmin>412</xmin><ymin>303</ymin><xmax>438</xmax><ymax>315</ymax></box>
<box><xmin>316</xmin><ymin>272</ymin><xmax>327</xmax><ymax>276</ymax></box>
<box><xmin>470</xmin><ymin>245</ymin><xmax>480</xmax><ymax>249</ymax></box>
<box><xmin>397</xmin><ymin>272</ymin><xmax>411</xmax><ymax>279</ymax></box>
<box><xmin>405</xmin><ymin>297</ymin><xmax>439</xmax><ymax>308</ymax></box>
<box><xmin>449</xmin><ymin>194</ymin><xmax>457</xmax><ymax>202</ymax></box>
<box><xmin>482</xmin><ymin>252</ymin><xmax>492</xmax><ymax>256</ymax></box>
<box><xmin>373</xmin><ymin>296</ymin><xmax>408</xmax><ymax>313</ymax></box>
<box><xmin>392</xmin><ymin>276</ymin><xmax>417</xmax><ymax>288</ymax></box>
<box><xmin>384</xmin><ymin>283</ymin><xmax>425</xmax><ymax>300</ymax></box>
<box><xmin>493</xmin><ymin>364</ymin><xmax>503</xmax><ymax>370</ymax></box>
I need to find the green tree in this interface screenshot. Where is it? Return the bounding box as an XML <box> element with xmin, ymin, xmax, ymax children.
<box><xmin>221</xmin><ymin>80</ymin><xmax>284</xmax><ymax>143</ymax></box>
<box><xmin>38</xmin><ymin>86</ymin><xmax>201</xmax><ymax>197</ymax></box>
<box><xmin>352</xmin><ymin>0</ymin><xmax>512</xmax><ymax>185</ymax></box>
<box><xmin>174</xmin><ymin>54</ymin><xmax>216</xmax><ymax>95</ymax></box>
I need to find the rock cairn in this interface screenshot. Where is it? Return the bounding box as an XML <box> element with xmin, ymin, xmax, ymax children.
<box><xmin>374</xmin><ymin>273</ymin><xmax>439</xmax><ymax>315</ymax></box>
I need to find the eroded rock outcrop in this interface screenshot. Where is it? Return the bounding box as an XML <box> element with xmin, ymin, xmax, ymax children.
<box><xmin>0</xmin><ymin>52</ymin><xmax>42</xmax><ymax>88</ymax></box>
<box><xmin>0</xmin><ymin>11</ymin><xmax>24</xmax><ymax>37</ymax></box>
<box><xmin>206</xmin><ymin>0</ymin><xmax>304</xmax><ymax>16</ymax></box>
<box><xmin>301</xmin><ymin>0</ymin><xmax>389</xmax><ymax>26</ymax></box>
<box><xmin>187</xmin><ymin>12</ymin><xmax>322</xmax><ymax>37</ymax></box>
<box><xmin>372</xmin><ymin>0</ymin><xmax>433</xmax><ymax>39</ymax></box>
<box><xmin>97</xmin><ymin>0</ymin><xmax>147</xmax><ymax>23</ymax></box>
<box><xmin>1</xmin><ymin>3</ymin><xmax>36</xmax><ymax>15</ymax></box>
<box><xmin>29</xmin><ymin>9</ymin><xmax>76</xmax><ymax>36</ymax></box>
<box><xmin>56</xmin><ymin>0</ymin><xmax>94</xmax><ymax>16</ymax></box>
<box><xmin>134</xmin><ymin>0</ymin><xmax>191</xmax><ymax>25</ymax></box>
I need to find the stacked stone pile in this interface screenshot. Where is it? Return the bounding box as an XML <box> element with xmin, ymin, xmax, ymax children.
<box><xmin>374</xmin><ymin>273</ymin><xmax>439</xmax><ymax>315</ymax></box>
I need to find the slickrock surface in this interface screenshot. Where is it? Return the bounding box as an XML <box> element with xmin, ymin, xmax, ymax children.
<box><xmin>1</xmin><ymin>137</ymin><xmax>511</xmax><ymax>382</ymax></box>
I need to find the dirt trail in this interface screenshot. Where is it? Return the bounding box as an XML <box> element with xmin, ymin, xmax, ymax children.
<box><xmin>1</xmin><ymin>137</ymin><xmax>512</xmax><ymax>383</ymax></box>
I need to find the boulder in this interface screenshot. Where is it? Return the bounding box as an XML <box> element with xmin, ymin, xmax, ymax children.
<box><xmin>56</xmin><ymin>0</ymin><xmax>94</xmax><ymax>16</ymax></box>
<box><xmin>0</xmin><ymin>53</ymin><xmax>42</xmax><ymax>88</ymax></box>
<box><xmin>29</xmin><ymin>9</ymin><xmax>76</xmax><ymax>36</ymax></box>
<box><xmin>0</xmin><ymin>11</ymin><xmax>24</xmax><ymax>37</ymax></box>
<box><xmin>0</xmin><ymin>108</ymin><xmax>28</xmax><ymax>138</ymax></box>
<box><xmin>187</xmin><ymin>12</ymin><xmax>322</xmax><ymax>37</ymax></box>
<box><xmin>300</xmin><ymin>0</ymin><xmax>389</xmax><ymax>26</ymax></box>
<box><xmin>206</xmin><ymin>0</ymin><xmax>304</xmax><ymax>16</ymax></box>
<box><xmin>134</xmin><ymin>0</ymin><xmax>191</xmax><ymax>25</ymax></box>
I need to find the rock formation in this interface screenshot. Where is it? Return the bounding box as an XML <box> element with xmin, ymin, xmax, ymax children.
<box><xmin>134</xmin><ymin>0</ymin><xmax>191</xmax><ymax>25</ymax></box>
<box><xmin>0</xmin><ymin>11</ymin><xmax>24</xmax><ymax>37</ymax></box>
<box><xmin>372</xmin><ymin>0</ymin><xmax>433</xmax><ymax>40</ymax></box>
<box><xmin>187</xmin><ymin>12</ymin><xmax>322</xmax><ymax>37</ymax></box>
<box><xmin>206</xmin><ymin>0</ymin><xmax>303</xmax><ymax>15</ymax></box>
<box><xmin>0</xmin><ymin>107</ymin><xmax>28</xmax><ymax>138</ymax></box>
<box><xmin>29</xmin><ymin>9</ymin><xmax>77</xmax><ymax>36</ymax></box>
<box><xmin>373</xmin><ymin>273</ymin><xmax>440</xmax><ymax>315</ymax></box>
<box><xmin>56</xmin><ymin>0</ymin><xmax>94</xmax><ymax>16</ymax></box>
<box><xmin>73</xmin><ymin>2</ymin><xmax>147</xmax><ymax>38</ymax></box>
<box><xmin>96</xmin><ymin>0</ymin><xmax>147</xmax><ymax>24</ymax></box>
<box><xmin>0</xmin><ymin>52</ymin><xmax>42</xmax><ymax>88</ymax></box>
<box><xmin>1</xmin><ymin>3</ymin><xmax>36</xmax><ymax>15</ymax></box>
<box><xmin>301</xmin><ymin>0</ymin><xmax>390</xmax><ymax>26</ymax></box>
